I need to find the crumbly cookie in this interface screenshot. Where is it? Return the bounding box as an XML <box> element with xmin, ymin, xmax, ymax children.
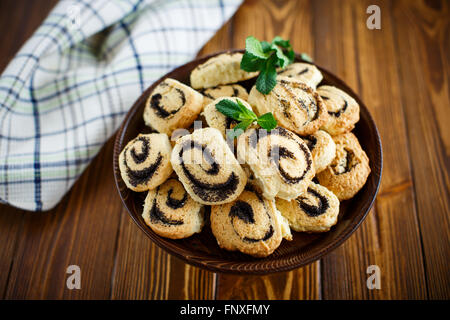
<box><xmin>119</xmin><ymin>133</ymin><xmax>173</xmax><ymax>192</ymax></box>
<box><xmin>237</xmin><ymin>126</ymin><xmax>315</xmax><ymax>200</ymax></box>
<box><xmin>171</xmin><ymin>127</ymin><xmax>247</xmax><ymax>205</ymax></box>
<box><xmin>301</xmin><ymin>130</ymin><xmax>336</xmax><ymax>173</ymax></box>
<box><xmin>190</xmin><ymin>52</ymin><xmax>258</xmax><ymax>89</ymax></box>
<box><xmin>249</xmin><ymin>76</ymin><xmax>328</xmax><ymax>135</ymax></box>
<box><xmin>142</xmin><ymin>178</ymin><xmax>204</xmax><ymax>239</ymax></box>
<box><xmin>201</xmin><ymin>84</ymin><xmax>249</xmax><ymax>105</ymax></box>
<box><xmin>210</xmin><ymin>184</ymin><xmax>291</xmax><ymax>257</ymax></box>
<box><xmin>277</xmin><ymin>62</ymin><xmax>323</xmax><ymax>88</ymax></box>
<box><xmin>316</xmin><ymin>132</ymin><xmax>370</xmax><ymax>200</ymax></box>
<box><xmin>317</xmin><ymin>85</ymin><xmax>360</xmax><ymax>135</ymax></box>
<box><xmin>202</xmin><ymin>97</ymin><xmax>253</xmax><ymax>138</ymax></box>
<box><xmin>143</xmin><ymin>78</ymin><xmax>204</xmax><ymax>136</ymax></box>
<box><xmin>276</xmin><ymin>207</ymin><xmax>293</xmax><ymax>241</ymax></box>
<box><xmin>276</xmin><ymin>182</ymin><xmax>340</xmax><ymax>233</ymax></box>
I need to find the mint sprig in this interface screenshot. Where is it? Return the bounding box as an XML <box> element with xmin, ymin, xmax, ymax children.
<box><xmin>240</xmin><ymin>36</ymin><xmax>295</xmax><ymax>94</ymax></box>
<box><xmin>300</xmin><ymin>53</ymin><xmax>313</xmax><ymax>63</ymax></box>
<box><xmin>215</xmin><ymin>99</ymin><xmax>277</xmax><ymax>138</ymax></box>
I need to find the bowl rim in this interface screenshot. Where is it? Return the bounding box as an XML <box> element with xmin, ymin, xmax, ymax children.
<box><xmin>113</xmin><ymin>49</ymin><xmax>383</xmax><ymax>275</ymax></box>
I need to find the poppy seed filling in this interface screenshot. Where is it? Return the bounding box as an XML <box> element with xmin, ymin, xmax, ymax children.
<box><xmin>229</xmin><ymin>199</ymin><xmax>274</xmax><ymax>243</ymax></box>
<box><xmin>178</xmin><ymin>140</ymin><xmax>239</xmax><ymax>202</ymax></box>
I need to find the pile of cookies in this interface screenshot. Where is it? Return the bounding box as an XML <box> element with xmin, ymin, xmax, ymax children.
<box><xmin>119</xmin><ymin>52</ymin><xmax>371</xmax><ymax>257</ymax></box>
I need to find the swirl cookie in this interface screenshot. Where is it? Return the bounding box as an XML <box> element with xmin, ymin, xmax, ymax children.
<box><xmin>143</xmin><ymin>78</ymin><xmax>204</xmax><ymax>135</ymax></box>
<box><xmin>317</xmin><ymin>132</ymin><xmax>370</xmax><ymax>200</ymax></box>
<box><xmin>249</xmin><ymin>77</ymin><xmax>328</xmax><ymax>135</ymax></box>
<box><xmin>301</xmin><ymin>130</ymin><xmax>336</xmax><ymax>173</ymax></box>
<box><xmin>278</xmin><ymin>210</ymin><xmax>293</xmax><ymax>241</ymax></box>
<box><xmin>317</xmin><ymin>85</ymin><xmax>360</xmax><ymax>135</ymax></box>
<box><xmin>237</xmin><ymin>126</ymin><xmax>315</xmax><ymax>200</ymax></box>
<box><xmin>171</xmin><ymin>127</ymin><xmax>247</xmax><ymax>205</ymax></box>
<box><xmin>203</xmin><ymin>97</ymin><xmax>253</xmax><ymax>138</ymax></box>
<box><xmin>277</xmin><ymin>63</ymin><xmax>323</xmax><ymax>88</ymax></box>
<box><xmin>142</xmin><ymin>178</ymin><xmax>204</xmax><ymax>239</ymax></box>
<box><xmin>210</xmin><ymin>185</ymin><xmax>290</xmax><ymax>257</ymax></box>
<box><xmin>201</xmin><ymin>84</ymin><xmax>249</xmax><ymax>105</ymax></box>
<box><xmin>276</xmin><ymin>182</ymin><xmax>340</xmax><ymax>233</ymax></box>
<box><xmin>190</xmin><ymin>52</ymin><xmax>258</xmax><ymax>89</ymax></box>
<box><xmin>119</xmin><ymin>133</ymin><xmax>173</xmax><ymax>192</ymax></box>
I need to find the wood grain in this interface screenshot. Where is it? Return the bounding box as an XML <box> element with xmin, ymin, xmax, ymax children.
<box><xmin>0</xmin><ymin>207</ymin><xmax>24</xmax><ymax>298</ymax></box>
<box><xmin>111</xmin><ymin>207</ymin><xmax>216</xmax><ymax>300</ymax></box>
<box><xmin>216</xmin><ymin>264</ymin><xmax>320</xmax><ymax>300</ymax></box>
<box><xmin>0</xmin><ymin>0</ymin><xmax>448</xmax><ymax>300</ymax></box>
<box><xmin>4</xmin><ymin>139</ymin><xmax>122</xmax><ymax>299</ymax></box>
<box><xmin>0</xmin><ymin>0</ymin><xmax>58</xmax><ymax>71</ymax></box>
<box><xmin>317</xmin><ymin>0</ymin><xmax>428</xmax><ymax>299</ymax></box>
<box><xmin>391</xmin><ymin>0</ymin><xmax>450</xmax><ymax>299</ymax></box>
<box><xmin>0</xmin><ymin>0</ymin><xmax>60</xmax><ymax>299</ymax></box>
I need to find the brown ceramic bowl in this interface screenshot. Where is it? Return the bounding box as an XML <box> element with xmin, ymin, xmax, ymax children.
<box><xmin>113</xmin><ymin>50</ymin><xmax>383</xmax><ymax>274</ymax></box>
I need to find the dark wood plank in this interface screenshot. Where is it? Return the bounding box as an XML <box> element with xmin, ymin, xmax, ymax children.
<box><xmin>391</xmin><ymin>0</ymin><xmax>450</xmax><ymax>299</ymax></box>
<box><xmin>0</xmin><ymin>0</ymin><xmax>58</xmax><ymax>72</ymax></box>
<box><xmin>213</xmin><ymin>0</ymin><xmax>320</xmax><ymax>300</ymax></box>
<box><xmin>0</xmin><ymin>207</ymin><xmax>24</xmax><ymax>298</ymax></box>
<box><xmin>110</xmin><ymin>209</ymin><xmax>216</xmax><ymax>300</ymax></box>
<box><xmin>4</xmin><ymin>139</ymin><xmax>123</xmax><ymax>299</ymax></box>
<box><xmin>216</xmin><ymin>264</ymin><xmax>320</xmax><ymax>299</ymax></box>
<box><xmin>316</xmin><ymin>0</ymin><xmax>428</xmax><ymax>299</ymax></box>
<box><xmin>0</xmin><ymin>0</ymin><xmax>59</xmax><ymax>299</ymax></box>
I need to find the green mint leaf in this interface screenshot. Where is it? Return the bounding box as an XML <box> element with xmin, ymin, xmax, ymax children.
<box><xmin>215</xmin><ymin>99</ymin><xmax>243</xmax><ymax>120</ymax></box>
<box><xmin>271</xmin><ymin>44</ymin><xmax>290</xmax><ymax>68</ymax></box>
<box><xmin>272</xmin><ymin>36</ymin><xmax>295</xmax><ymax>68</ymax></box>
<box><xmin>271</xmin><ymin>36</ymin><xmax>294</xmax><ymax>66</ymax></box>
<box><xmin>286</xmin><ymin>50</ymin><xmax>295</xmax><ymax>64</ymax></box>
<box><xmin>273</xmin><ymin>42</ymin><xmax>294</xmax><ymax>67</ymax></box>
<box><xmin>240</xmin><ymin>51</ymin><xmax>265</xmax><ymax>72</ymax></box>
<box><xmin>255</xmin><ymin>56</ymin><xmax>278</xmax><ymax>94</ymax></box>
<box><xmin>235</xmin><ymin>99</ymin><xmax>257</xmax><ymax>121</ymax></box>
<box><xmin>227</xmin><ymin>119</ymin><xmax>254</xmax><ymax>139</ymax></box>
<box><xmin>300</xmin><ymin>53</ymin><xmax>313</xmax><ymax>63</ymax></box>
<box><xmin>216</xmin><ymin>98</ymin><xmax>277</xmax><ymax>138</ymax></box>
<box><xmin>234</xmin><ymin>119</ymin><xmax>254</xmax><ymax>131</ymax></box>
<box><xmin>271</xmin><ymin>36</ymin><xmax>291</xmax><ymax>49</ymax></box>
<box><xmin>245</xmin><ymin>36</ymin><xmax>270</xmax><ymax>59</ymax></box>
<box><xmin>216</xmin><ymin>99</ymin><xmax>257</xmax><ymax>123</ymax></box>
<box><xmin>257</xmin><ymin>112</ymin><xmax>277</xmax><ymax>131</ymax></box>
<box><xmin>260</xmin><ymin>41</ymin><xmax>273</xmax><ymax>53</ymax></box>
<box><xmin>240</xmin><ymin>35</ymin><xmax>296</xmax><ymax>95</ymax></box>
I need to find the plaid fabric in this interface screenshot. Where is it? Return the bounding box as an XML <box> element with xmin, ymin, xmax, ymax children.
<box><xmin>0</xmin><ymin>0</ymin><xmax>242</xmax><ymax>211</ymax></box>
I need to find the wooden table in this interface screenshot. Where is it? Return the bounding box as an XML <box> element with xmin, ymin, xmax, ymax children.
<box><xmin>0</xmin><ymin>0</ymin><xmax>448</xmax><ymax>300</ymax></box>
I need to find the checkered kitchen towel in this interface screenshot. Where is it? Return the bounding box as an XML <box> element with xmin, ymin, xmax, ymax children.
<box><xmin>0</xmin><ymin>0</ymin><xmax>242</xmax><ymax>211</ymax></box>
